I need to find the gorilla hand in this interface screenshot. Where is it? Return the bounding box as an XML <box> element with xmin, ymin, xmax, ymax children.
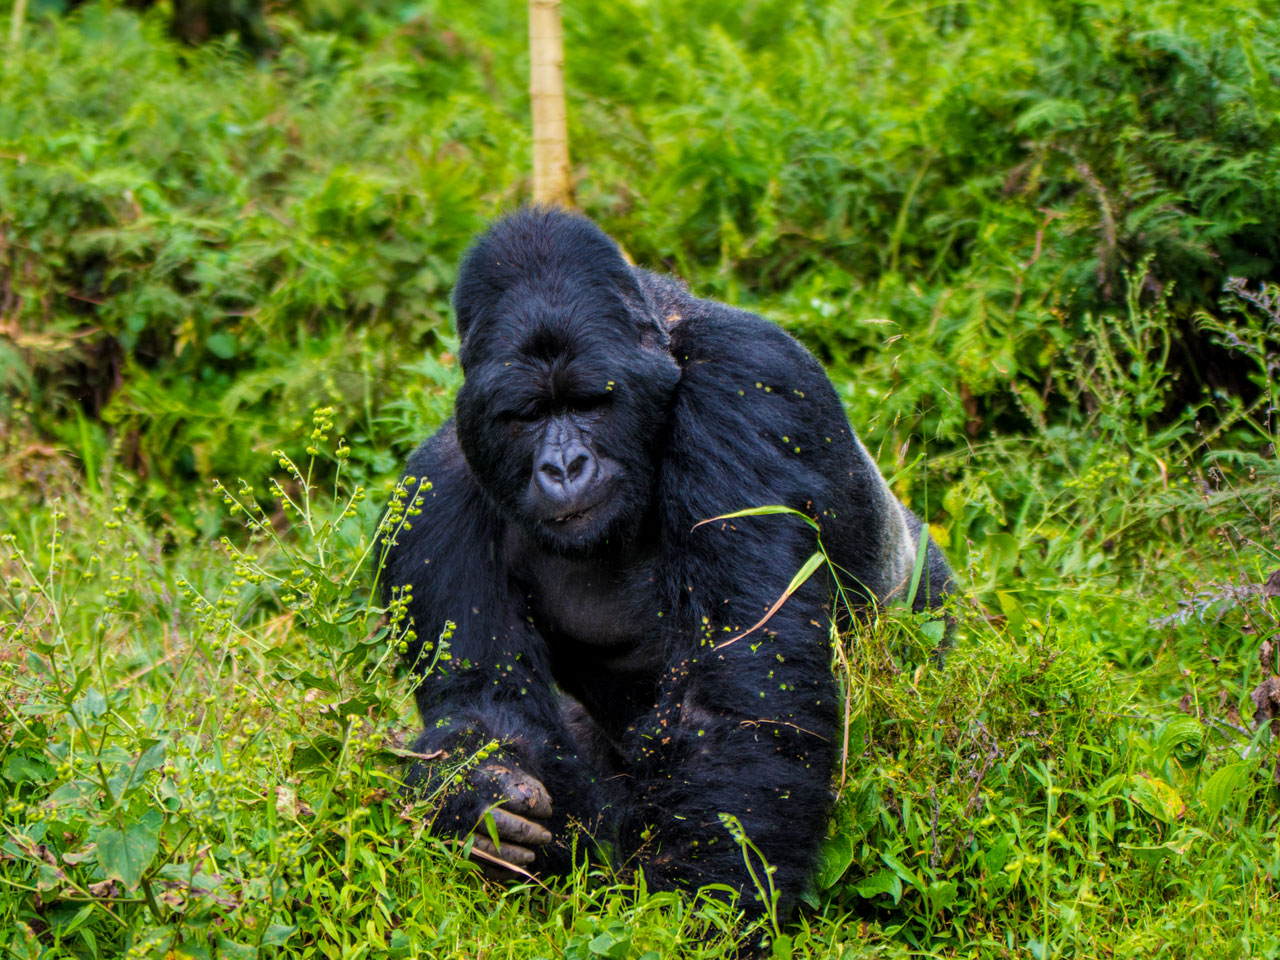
<box><xmin>459</xmin><ymin>762</ymin><xmax>553</xmax><ymax>879</ymax></box>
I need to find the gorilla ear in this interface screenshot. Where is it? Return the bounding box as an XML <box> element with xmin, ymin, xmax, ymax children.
<box><xmin>639</xmin><ymin>322</ymin><xmax>670</xmax><ymax>353</ymax></box>
<box><xmin>614</xmin><ymin>271</ymin><xmax>671</xmax><ymax>353</ymax></box>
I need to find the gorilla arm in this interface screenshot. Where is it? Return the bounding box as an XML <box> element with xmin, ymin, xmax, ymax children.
<box><xmin>618</xmin><ymin>537</ymin><xmax>839</xmax><ymax>910</ymax></box>
<box><xmin>381</xmin><ymin>424</ymin><xmax>605</xmax><ymax>872</ymax></box>
<box><xmin>608</xmin><ymin>316</ymin><xmax>851</xmax><ymax>908</ymax></box>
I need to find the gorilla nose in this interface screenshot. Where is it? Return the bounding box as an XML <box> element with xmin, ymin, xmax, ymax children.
<box><xmin>536</xmin><ymin>444</ymin><xmax>596</xmax><ymax>502</ymax></box>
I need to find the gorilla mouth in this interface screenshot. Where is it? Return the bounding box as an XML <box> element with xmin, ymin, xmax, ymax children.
<box><xmin>541</xmin><ymin>494</ymin><xmax>609</xmax><ymax>527</ymax></box>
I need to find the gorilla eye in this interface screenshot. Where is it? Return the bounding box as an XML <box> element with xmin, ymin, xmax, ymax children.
<box><xmin>498</xmin><ymin>407</ymin><xmax>541</xmax><ymax>424</ymax></box>
<box><xmin>568</xmin><ymin>394</ymin><xmax>611</xmax><ymax>414</ymax></box>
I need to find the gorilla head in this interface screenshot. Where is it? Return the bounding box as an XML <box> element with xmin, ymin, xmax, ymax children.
<box><xmin>451</xmin><ymin>209</ymin><xmax>681</xmax><ymax>554</ymax></box>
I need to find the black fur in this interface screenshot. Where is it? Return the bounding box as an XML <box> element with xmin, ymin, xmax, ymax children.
<box><xmin>379</xmin><ymin>208</ymin><xmax>951</xmax><ymax>911</ymax></box>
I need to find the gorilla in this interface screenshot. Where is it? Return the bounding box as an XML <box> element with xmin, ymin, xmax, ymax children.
<box><xmin>379</xmin><ymin>207</ymin><xmax>951</xmax><ymax>912</ymax></box>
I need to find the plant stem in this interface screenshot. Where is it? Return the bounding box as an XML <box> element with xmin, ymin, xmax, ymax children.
<box><xmin>8</xmin><ymin>0</ymin><xmax>27</xmax><ymax>47</ymax></box>
<box><xmin>529</xmin><ymin>0</ymin><xmax>571</xmax><ymax>206</ymax></box>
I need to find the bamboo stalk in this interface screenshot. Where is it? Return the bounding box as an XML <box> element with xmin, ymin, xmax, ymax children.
<box><xmin>529</xmin><ymin>0</ymin><xmax>572</xmax><ymax>207</ymax></box>
<box><xmin>9</xmin><ymin>0</ymin><xmax>29</xmax><ymax>47</ymax></box>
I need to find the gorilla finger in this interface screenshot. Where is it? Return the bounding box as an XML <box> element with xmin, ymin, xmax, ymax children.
<box><xmin>471</xmin><ymin>834</ymin><xmax>535</xmax><ymax>867</ymax></box>
<box><xmin>485</xmin><ymin>763</ymin><xmax>553</xmax><ymax>819</ymax></box>
<box><xmin>488</xmin><ymin>807</ymin><xmax>552</xmax><ymax>845</ymax></box>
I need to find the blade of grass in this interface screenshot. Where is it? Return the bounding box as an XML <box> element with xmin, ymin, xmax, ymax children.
<box><xmin>904</xmin><ymin>528</ymin><xmax>930</xmax><ymax>611</ymax></box>
<box><xmin>715</xmin><ymin>550</ymin><xmax>825</xmax><ymax>650</ymax></box>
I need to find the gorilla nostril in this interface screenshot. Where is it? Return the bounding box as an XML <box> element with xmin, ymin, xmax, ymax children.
<box><xmin>565</xmin><ymin>453</ymin><xmax>590</xmax><ymax>481</ymax></box>
<box><xmin>540</xmin><ymin>461</ymin><xmax>565</xmax><ymax>483</ymax></box>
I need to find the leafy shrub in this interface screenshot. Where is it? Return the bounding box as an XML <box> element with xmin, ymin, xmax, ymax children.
<box><xmin>4</xmin><ymin>0</ymin><xmax>1279</xmax><ymax>495</ymax></box>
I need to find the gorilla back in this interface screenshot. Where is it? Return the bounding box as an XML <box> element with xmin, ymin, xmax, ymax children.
<box><xmin>379</xmin><ymin>207</ymin><xmax>951</xmax><ymax>910</ymax></box>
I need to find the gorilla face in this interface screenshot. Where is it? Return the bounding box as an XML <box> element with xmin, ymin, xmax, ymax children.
<box><xmin>456</xmin><ymin>312</ymin><xmax>678</xmax><ymax>554</ymax></box>
<box><xmin>452</xmin><ymin>211</ymin><xmax>680</xmax><ymax>554</ymax></box>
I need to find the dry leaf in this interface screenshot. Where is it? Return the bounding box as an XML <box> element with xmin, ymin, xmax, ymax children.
<box><xmin>86</xmin><ymin>879</ymin><xmax>120</xmax><ymax>899</ymax></box>
<box><xmin>1250</xmin><ymin>676</ymin><xmax>1280</xmax><ymax>732</ymax></box>
<box><xmin>30</xmin><ymin>844</ymin><xmax>57</xmax><ymax>867</ymax></box>
<box><xmin>1260</xmin><ymin>637</ymin><xmax>1279</xmax><ymax>675</ymax></box>
<box><xmin>275</xmin><ymin>785</ymin><xmax>298</xmax><ymax>820</ymax></box>
<box><xmin>1264</xmin><ymin>570</ymin><xmax>1280</xmax><ymax>599</ymax></box>
<box><xmin>275</xmin><ymin>785</ymin><xmax>314</xmax><ymax>819</ymax></box>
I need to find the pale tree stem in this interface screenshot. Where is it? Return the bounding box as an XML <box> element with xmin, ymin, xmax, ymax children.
<box><xmin>529</xmin><ymin>0</ymin><xmax>572</xmax><ymax>207</ymax></box>
<box><xmin>10</xmin><ymin>0</ymin><xmax>29</xmax><ymax>47</ymax></box>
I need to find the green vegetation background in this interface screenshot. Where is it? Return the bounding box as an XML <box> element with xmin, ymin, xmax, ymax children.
<box><xmin>1</xmin><ymin>0</ymin><xmax>1279</xmax><ymax>956</ymax></box>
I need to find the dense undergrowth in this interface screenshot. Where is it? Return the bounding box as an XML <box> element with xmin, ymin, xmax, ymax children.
<box><xmin>2</xmin><ymin>1</ymin><xmax>1280</xmax><ymax>957</ymax></box>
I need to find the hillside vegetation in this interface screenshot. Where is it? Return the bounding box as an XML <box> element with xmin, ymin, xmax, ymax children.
<box><xmin>2</xmin><ymin>1</ymin><xmax>1279</xmax><ymax>957</ymax></box>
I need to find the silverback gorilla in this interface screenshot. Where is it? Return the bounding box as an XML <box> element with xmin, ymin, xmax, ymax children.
<box><xmin>379</xmin><ymin>208</ymin><xmax>951</xmax><ymax>911</ymax></box>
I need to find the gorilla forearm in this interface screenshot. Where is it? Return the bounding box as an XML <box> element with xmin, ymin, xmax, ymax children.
<box><xmin>622</xmin><ymin>725</ymin><xmax>835</xmax><ymax>906</ymax></box>
<box><xmin>621</xmin><ymin>646</ymin><xmax>838</xmax><ymax>907</ymax></box>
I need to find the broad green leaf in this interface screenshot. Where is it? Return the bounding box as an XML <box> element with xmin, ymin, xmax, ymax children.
<box><xmin>588</xmin><ymin>930</ymin><xmax>632</xmax><ymax>959</ymax></box>
<box><xmin>261</xmin><ymin>925</ymin><xmax>297</xmax><ymax>947</ymax></box>
<box><xmin>925</xmin><ymin>879</ymin><xmax>958</xmax><ymax>911</ymax></box>
<box><xmin>1201</xmin><ymin>761</ymin><xmax>1254</xmax><ymax>817</ymax></box>
<box><xmin>273</xmin><ymin>668</ymin><xmax>339</xmax><ymax>694</ymax></box>
<box><xmin>215</xmin><ymin>939</ymin><xmax>257</xmax><ymax>960</ymax></box>
<box><xmin>984</xmin><ymin>834</ymin><xmax>1013</xmax><ymax>873</ymax></box>
<box><xmin>813</xmin><ymin>834</ymin><xmax>855</xmax><ymax>890</ymax></box>
<box><xmin>36</xmin><ymin>862</ymin><xmax>66</xmax><ymax>892</ymax></box>
<box><xmin>111</xmin><ymin>738</ymin><xmax>168</xmax><ymax>798</ymax></box>
<box><xmin>2</xmin><ymin>753</ymin><xmax>52</xmax><ymax>784</ymax></box>
<box><xmin>82</xmin><ymin>688</ymin><xmax>107</xmax><ymax>718</ymax></box>
<box><xmin>95</xmin><ymin>815</ymin><xmax>160</xmax><ymax>890</ymax></box>
<box><xmin>1129</xmin><ymin>775</ymin><xmax>1184</xmax><ymax>824</ymax></box>
<box><xmin>1120</xmin><ymin>838</ymin><xmax>1193</xmax><ymax>865</ymax></box>
<box><xmin>920</xmin><ymin>618</ymin><xmax>947</xmax><ymax>644</ymax></box>
<box><xmin>879</xmin><ymin>851</ymin><xmax>922</xmax><ymax>893</ymax></box>
<box><xmin>853</xmin><ymin>868</ymin><xmax>902</xmax><ymax>904</ymax></box>
<box><xmin>995</xmin><ymin>591</ymin><xmax>1027</xmax><ymax>636</ymax></box>
<box><xmin>19</xmin><ymin>703</ymin><xmax>64</xmax><ymax>716</ymax></box>
<box><xmin>48</xmin><ymin>780</ymin><xmax>99</xmax><ymax>809</ymax></box>
<box><xmin>133</xmin><ymin>739</ymin><xmax>168</xmax><ymax>778</ymax></box>
<box><xmin>291</xmin><ymin>735</ymin><xmax>344</xmax><ymax>771</ymax></box>
<box><xmin>206</xmin><ymin>332</ymin><xmax>237</xmax><ymax>359</ymax></box>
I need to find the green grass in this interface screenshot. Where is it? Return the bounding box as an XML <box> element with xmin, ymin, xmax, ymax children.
<box><xmin>3</xmin><ymin>1</ymin><xmax>1280</xmax><ymax>957</ymax></box>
